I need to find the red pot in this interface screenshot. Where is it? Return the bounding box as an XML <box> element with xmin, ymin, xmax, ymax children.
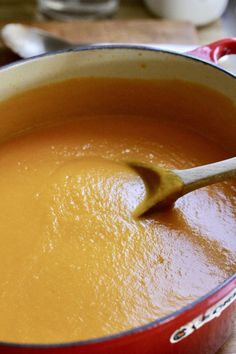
<box><xmin>0</xmin><ymin>38</ymin><xmax>235</xmax><ymax>354</ymax></box>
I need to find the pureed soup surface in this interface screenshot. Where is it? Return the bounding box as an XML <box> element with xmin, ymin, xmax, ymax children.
<box><xmin>0</xmin><ymin>78</ymin><xmax>235</xmax><ymax>344</ymax></box>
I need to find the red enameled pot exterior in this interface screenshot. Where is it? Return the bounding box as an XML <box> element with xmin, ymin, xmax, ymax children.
<box><xmin>0</xmin><ymin>39</ymin><xmax>236</xmax><ymax>354</ymax></box>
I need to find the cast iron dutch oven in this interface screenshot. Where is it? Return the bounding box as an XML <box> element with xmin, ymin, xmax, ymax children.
<box><xmin>0</xmin><ymin>38</ymin><xmax>235</xmax><ymax>354</ymax></box>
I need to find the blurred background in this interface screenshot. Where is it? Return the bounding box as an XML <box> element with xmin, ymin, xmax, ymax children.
<box><xmin>0</xmin><ymin>0</ymin><xmax>235</xmax><ymax>61</ymax></box>
<box><xmin>0</xmin><ymin>0</ymin><xmax>235</xmax><ymax>71</ymax></box>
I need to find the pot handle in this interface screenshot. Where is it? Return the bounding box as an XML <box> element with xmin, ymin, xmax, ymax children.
<box><xmin>186</xmin><ymin>38</ymin><xmax>236</xmax><ymax>63</ymax></box>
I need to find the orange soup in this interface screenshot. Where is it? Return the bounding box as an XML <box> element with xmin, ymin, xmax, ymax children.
<box><xmin>0</xmin><ymin>78</ymin><xmax>235</xmax><ymax>344</ymax></box>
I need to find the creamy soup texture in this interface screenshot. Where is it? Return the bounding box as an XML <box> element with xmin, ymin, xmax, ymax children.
<box><xmin>0</xmin><ymin>78</ymin><xmax>235</xmax><ymax>344</ymax></box>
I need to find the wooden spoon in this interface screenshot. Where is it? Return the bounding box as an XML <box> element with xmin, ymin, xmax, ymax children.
<box><xmin>128</xmin><ymin>157</ymin><xmax>236</xmax><ymax>217</ymax></box>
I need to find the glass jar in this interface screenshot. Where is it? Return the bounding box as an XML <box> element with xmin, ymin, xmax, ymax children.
<box><xmin>38</xmin><ymin>0</ymin><xmax>120</xmax><ymax>20</ymax></box>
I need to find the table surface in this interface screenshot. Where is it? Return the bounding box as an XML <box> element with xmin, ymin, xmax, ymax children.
<box><xmin>0</xmin><ymin>1</ymin><xmax>235</xmax><ymax>353</ymax></box>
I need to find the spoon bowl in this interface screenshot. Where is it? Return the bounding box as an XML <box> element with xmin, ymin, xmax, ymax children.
<box><xmin>129</xmin><ymin>157</ymin><xmax>236</xmax><ymax>217</ymax></box>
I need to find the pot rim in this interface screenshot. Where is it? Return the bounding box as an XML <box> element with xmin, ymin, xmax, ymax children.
<box><xmin>0</xmin><ymin>43</ymin><xmax>235</xmax><ymax>349</ymax></box>
<box><xmin>1</xmin><ymin>273</ymin><xmax>235</xmax><ymax>349</ymax></box>
<box><xmin>0</xmin><ymin>43</ymin><xmax>235</xmax><ymax>79</ymax></box>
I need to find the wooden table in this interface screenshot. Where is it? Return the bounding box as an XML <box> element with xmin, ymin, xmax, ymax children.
<box><xmin>0</xmin><ymin>1</ymin><xmax>234</xmax><ymax>353</ymax></box>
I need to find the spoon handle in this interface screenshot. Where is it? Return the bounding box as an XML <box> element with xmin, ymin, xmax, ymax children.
<box><xmin>174</xmin><ymin>157</ymin><xmax>236</xmax><ymax>195</ymax></box>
